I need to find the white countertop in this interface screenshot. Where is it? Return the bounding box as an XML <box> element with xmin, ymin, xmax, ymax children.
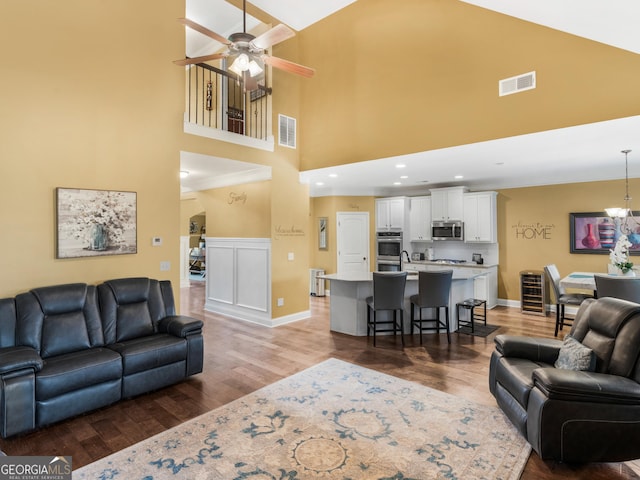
<box><xmin>321</xmin><ymin>270</ymin><xmax>482</xmax><ymax>282</ymax></box>
<box><xmin>408</xmin><ymin>260</ymin><xmax>498</xmax><ymax>269</ymax></box>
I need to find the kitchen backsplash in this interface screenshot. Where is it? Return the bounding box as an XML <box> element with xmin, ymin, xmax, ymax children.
<box><xmin>410</xmin><ymin>241</ymin><xmax>499</xmax><ymax>265</ymax></box>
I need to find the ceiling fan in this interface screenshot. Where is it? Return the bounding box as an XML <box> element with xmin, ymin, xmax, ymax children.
<box><xmin>173</xmin><ymin>0</ymin><xmax>315</xmax><ymax>80</ymax></box>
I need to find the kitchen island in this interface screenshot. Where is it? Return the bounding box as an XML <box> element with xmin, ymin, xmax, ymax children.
<box><xmin>321</xmin><ymin>269</ymin><xmax>484</xmax><ymax>336</ymax></box>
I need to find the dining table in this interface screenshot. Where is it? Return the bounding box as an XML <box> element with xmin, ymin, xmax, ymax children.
<box><xmin>560</xmin><ymin>272</ymin><xmax>597</xmax><ymax>291</ymax></box>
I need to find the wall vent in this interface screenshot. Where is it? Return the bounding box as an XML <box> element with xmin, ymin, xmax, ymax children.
<box><xmin>278</xmin><ymin>114</ymin><xmax>296</xmax><ymax>149</ymax></box>
<box><xmin>499</xmin><ymin>71</ymin><xmax>536</xmax><ymax>97</ymax></box>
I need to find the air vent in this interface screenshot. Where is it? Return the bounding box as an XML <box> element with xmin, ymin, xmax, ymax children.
<box><xmin>499</xmin><ymin>71</ymin><xmax>536</xmax><ymax>97</ymax></box>
<box><xmin>278</xmin><ymin>114</ymin><xmax>296</xmax><ymax>149</ymax></box>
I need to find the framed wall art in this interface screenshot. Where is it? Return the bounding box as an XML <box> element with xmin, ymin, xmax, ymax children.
<box><xmin>569</xmin><ymin>211</ymin><xmax>640</xmax><ymax>255</ymax></box>
<box><xmin>318</xmin><ymin>217</ymin><xmax>328</xmax><ymax>250</ymax></box>
<box><xmin>56</xmin><ymin>187</ymin><xmax>137</xmax><ymax>258</ymax></box>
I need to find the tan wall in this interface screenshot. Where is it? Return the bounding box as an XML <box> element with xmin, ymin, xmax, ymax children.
<box><xmin>194</xmin><ymin>181</ymin><xmax>271</xmax><ymax>238</ymax></box>
<box><xmin>0</xmin><ymin>1</ymin><xmax>185</xmax><ymax>298</ymax></box>
<box><xmin>309</xmin><ymin>197</ymin><xmax>376</xmax><ymax>275</ymax></box>
<box><xmin>496</xmin><ymin>178</ymin><xmax>640</xmax><ymax>301</ymax></box>
<box><xmin>297</xmin><ymin>0</ymin><xmax>640</xmax><ymax>171</ymax></box>
<box><xmin>178</xmin><ymin>33</ymin><xmax>311</xmax><ymax>317</ymax></box>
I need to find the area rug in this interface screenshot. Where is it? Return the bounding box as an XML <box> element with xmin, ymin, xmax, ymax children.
<box><xmin>74</xmin><ymin>358</ymin><xmax>530</xmax><ymax>480</ymax></box>
<box><xmin>456</xmin><ymin>323</ymin><xmax>501</xmax><ymax>337</ymax></box>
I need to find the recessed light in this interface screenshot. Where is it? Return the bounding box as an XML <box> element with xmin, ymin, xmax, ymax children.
<box><xmin>396</xmin><ymin>164</ymin><xmax>406</xmax><ymax>169</ymax></box>
<box><xmin>454</xmin><ymin>175</ymin><xmax>464</xmax><ymax>179</ymax></box>
<box><xmin>316</xmin><ymin>181</ymin><xmax>324</xmax><ymax>186</ymax></box>
<box><xmin>179</xmin><ymin>170</ymin><xmax>189</xmax><ymax>178</ymax></box>
<box><xmin>328</xmin><ymin>173</ymin><xmax>338</xmax><ymax>178</ymax></box>
<box><xmin>400</xmin><ymin>175</ymin><xmax>408</xmax><ymax>179</ymax></box>
<box><xmin>393</xmin><ymin>181</ymin><xmax>402</xmax><ymax>185</ymax></box>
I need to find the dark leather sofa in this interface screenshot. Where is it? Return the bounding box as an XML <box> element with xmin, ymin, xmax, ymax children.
<box><xmin>489</xmin><ymin>297</ymin><xmax>640</xmax><ymax>463</ymax></box>
<box><xmin>0</xmin><ymin>277</ymin><xmax>203</xmax><ymax>438</ymax></box>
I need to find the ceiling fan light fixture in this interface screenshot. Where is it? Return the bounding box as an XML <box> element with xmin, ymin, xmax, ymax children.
<box><xmin>229</xmin><ymin>53</ymin><xmax>249</xmax><ymax>75</ymax></box>
<box><xmin>248</xmin><ymin>59</ymin><xmax>263</xmax><ymax>77</ymax></box>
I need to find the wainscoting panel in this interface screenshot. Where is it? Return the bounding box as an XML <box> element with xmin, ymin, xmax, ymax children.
<box><xmin>205</xmin><ymin>238</ymin><xmax>272</xmax><ymax>326</ymax></box>
<box><xmin>236</xmin><ymin>246</ymin><xmax>269</xmax><ymax>312</ymax></box>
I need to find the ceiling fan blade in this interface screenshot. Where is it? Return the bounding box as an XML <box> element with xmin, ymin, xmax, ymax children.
<box><xmin>178</xmin><ymin>18</ymin><xmax>230</xmax><ymax>46</ymax></box>
<box><xmin>173</xmin><ymin>53</ymin><xmax>228</xmax><ymax>66</ymax></box>
<box><xmin>263</xmin><ymin>55</ymin><xmax>315</xmax><ymax>78</ymax></box>
<box><xmin>251</xmin><ymin>24</ymin><xmax>295</xmax><ymax>50</ymax></box>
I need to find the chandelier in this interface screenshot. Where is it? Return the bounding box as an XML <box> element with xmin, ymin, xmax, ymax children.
<box><xmin>605</xmin><ymin>149</ymin><xmax>639</xmax><ymax>234</ymax></box>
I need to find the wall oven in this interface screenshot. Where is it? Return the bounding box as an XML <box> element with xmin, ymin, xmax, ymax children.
<box><xmin>432</xmin><ymin>221</ymin><xmax>464</xmax><ymax>241</ymax></box>
<box><xmin>376</xmin><ymin>231</ymin><xmax>402</xmax><ymax>271</ymax></box>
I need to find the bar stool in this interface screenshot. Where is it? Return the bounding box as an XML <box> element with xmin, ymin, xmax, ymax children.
<box><xmin>456</xmin><ymin>298</ymin><xmax>487</xmax><ymax>333</ymax></box>
<box><xmin>410</xmin><ymin>270</ymin><xmax>453</xmax><ymax>344</ymax></box>
<box><xmin>366</xmin><ymin>272</ymin><xmax>408</xmax><ymax>347</ymax></box>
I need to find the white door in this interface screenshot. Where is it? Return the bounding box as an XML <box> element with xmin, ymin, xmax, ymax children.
<box><xmin>337</xmin><ymin>212</ymin><xmax>370</xmax><ymax>274</ymax></box>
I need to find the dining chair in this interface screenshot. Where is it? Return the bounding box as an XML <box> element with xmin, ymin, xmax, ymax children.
<box><xmin>594</xmin><ymin>274</ymin><xmax>640</xmax><ymax>303</ymax></box>
<box><xmin>410</xmin><ymin>270</ymin><xmax>453</xmax><ymax>344</ymax></box>
<box><xmin>544</xmin><ymin>264</ymin><xmax>594</xmax><ymax>337</ymax></box>
<box><xmin>366</xmin><ymin>272</ymin><xmax>408</xmax><ymax>347</ymax></box>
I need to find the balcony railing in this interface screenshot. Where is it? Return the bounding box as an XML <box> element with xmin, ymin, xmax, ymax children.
<box><xmin>184</xmin><ymin>63</ymin><xmax>273</xmax><ymax>145</ymax></box>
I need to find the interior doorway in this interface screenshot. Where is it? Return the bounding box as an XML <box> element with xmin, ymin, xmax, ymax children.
<box><xmin>336</xmin><ymin>212</ymin><xmax>370</xmax><ymax>274</ymax></box>
<box><xmin>188</xmin><ymin>212</ymin><xmax>206</xmax><ymax>281</ymax></box>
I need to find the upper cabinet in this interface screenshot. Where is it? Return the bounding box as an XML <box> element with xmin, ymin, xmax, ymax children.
<box><xmin>376</xmin><ymin>197</ymin><xmax>408</xmax><ymax>231</ymax></box>
<box><xmin>409</xmin><ymin>196</ymin><xmax>431</xmax><ymax>241</ymax></box>
<box><xmin>430</xmin><ymin>187</ymin><xmax>467</xmax><ymax>221</ymax></box>
<box><xmin>463</xmin><ymin>191</ymin><xmax>498</xmax><ymax>243</ymax></box>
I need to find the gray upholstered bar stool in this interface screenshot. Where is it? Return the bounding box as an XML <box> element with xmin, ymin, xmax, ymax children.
<box><xmin>366</xmin><ymin>272</ymin><xmax>408</xmax><ymax>347</ymax></box>
<box><xmin>410</xmin><ymin>270</ymin><xmax>453</xmax><ymax>344</ymax></box>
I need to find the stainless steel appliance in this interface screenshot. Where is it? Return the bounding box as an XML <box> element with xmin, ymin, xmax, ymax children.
<box><xmin>376</xmin><ymin>231</ymin><xmax>402</xmax><ymax>271</ymax></box>
<box><xmin>432</xmin><ymin>221</ymin><xmax>464</xmax><ymax>241</ymax></box>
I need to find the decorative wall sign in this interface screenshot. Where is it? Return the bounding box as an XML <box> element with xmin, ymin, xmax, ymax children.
<box><xmin>570</xmin><ymin>211</ymin><xmax>640</xmax><ymax>254</ymax></box>
<box><xmin>228</xmin><ymin>192</ymin><xmax>247</xmax><ymax>204</ymax></box>
<box><xmin>511</xmin><ymin>221</ymin><xmax>555</xmax><ymax>240</ymax></box>
<box><xmin>56</xmin><ymin>188</ymin><xmax>137</xmax><ymax>258</ymax></box>
<box><xmin>274</xmin><ymin>225</ymin><xmax>305</xmax><ymax>239</ymax></box>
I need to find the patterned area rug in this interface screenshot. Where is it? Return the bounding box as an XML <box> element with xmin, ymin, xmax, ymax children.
<box><xmin>75</xmin><ymin>358</ymin><xmax>530</xmax><ymax>480</ymax></box>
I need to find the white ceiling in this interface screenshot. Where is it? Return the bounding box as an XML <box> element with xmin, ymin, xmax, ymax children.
<box><xmin>181</xmin><ymin>0</ymin><xmax>640</xmax><ymax>196</ymax></box>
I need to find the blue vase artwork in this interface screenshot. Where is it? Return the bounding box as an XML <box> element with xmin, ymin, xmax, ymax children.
<box><xmin>628</xmin><ymin>231</ymin><xmax>640</xmax><ymax>249</ymax></box>
<box><xmin>598</xmin><ymin>218</ymin><xmax>615</xmax><ymax>249</ymax></box>
<box><xmin>88</xmin><ymin>223</ymin><xmax>108</xmax><ymax>251</ymax></box>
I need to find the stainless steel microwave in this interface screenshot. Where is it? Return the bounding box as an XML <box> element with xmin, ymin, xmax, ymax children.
<box><xmin>432</xmin><ymin>221</ymin><xmax>463</xmax><ymax>241</ymax></box>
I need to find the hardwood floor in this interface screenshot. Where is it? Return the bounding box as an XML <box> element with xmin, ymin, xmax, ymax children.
<box><xmin>1</xmin><ymin>281</ymin><xmax>638</xmax><ymax>479</ymax></box>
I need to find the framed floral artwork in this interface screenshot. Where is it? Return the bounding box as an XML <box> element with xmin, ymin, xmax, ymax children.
<box><xmin>56</xmin><ymin>187</ymin><xmax>137</xmax><ymax>258</ymax></box>
<box><xmin>569</xmin><ymin>211</ymin><xmax>640</xmax><ymax>255</ymax></box>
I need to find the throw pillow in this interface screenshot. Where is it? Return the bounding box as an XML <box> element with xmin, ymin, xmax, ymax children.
<box><xmin>554</xmin><ymin>335</ymin><xmax>596</xmax><ymax>371</ymax></box>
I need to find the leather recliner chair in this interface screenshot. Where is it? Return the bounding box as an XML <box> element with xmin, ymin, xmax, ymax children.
<box><xmin>489</xmin><ymin>297</ymin><xmax>640</xmax><ymax>463</ymax></box>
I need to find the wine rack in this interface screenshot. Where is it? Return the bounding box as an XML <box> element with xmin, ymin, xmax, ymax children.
<box><xmin>520</xmin><ymin>270</ymin><xmax>548</xmax><ymax>316</ymax></box>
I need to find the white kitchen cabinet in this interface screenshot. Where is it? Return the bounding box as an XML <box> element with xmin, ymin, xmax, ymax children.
<box><xmin>376</xmin><ymin>197</ymin><xmax>408</xmax><ymax>231</ymax></box>
<box><xmin>409</xmin><ymin>196</ymin><xmax>431</xmax><ymax>241</ymax></box>
<box><xmin>463</xmin><ymin>191</ymin><xmax>497</xmax><ymax>242</ymax></box>
<box><xmin>430</xmin><ymin>187</ymin><xmax>467</xmax><ymax>221</ymax></box>
<box><xmin>472</xmin><ymin>266</ymin><xmax>498</xmax><ymax>308</ymax></box>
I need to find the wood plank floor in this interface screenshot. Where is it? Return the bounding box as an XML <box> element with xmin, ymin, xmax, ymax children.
<box><xmin>1</xmin><ymin>281</ymin><xmax>638</xmax><ymax>479</ymax></box>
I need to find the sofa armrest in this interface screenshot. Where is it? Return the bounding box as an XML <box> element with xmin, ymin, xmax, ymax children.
<box><xmin>158</xmin><ymin>315</ymin><xmax>203</xmax><ymax>338</ymax></box>
<box><xmin>494</xmin><ymin>334</ymin><xmax>562</xmax><ymax>364</ymax></box>
<box><xmin>533</xmin><ymin>367</ymin><xmax>640</xmax><ymax>404</ymax></box>
<box><xmin>0</xmin><ymin>346</ymin><xmax>43</xmax><ymax>375</ymax></box>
